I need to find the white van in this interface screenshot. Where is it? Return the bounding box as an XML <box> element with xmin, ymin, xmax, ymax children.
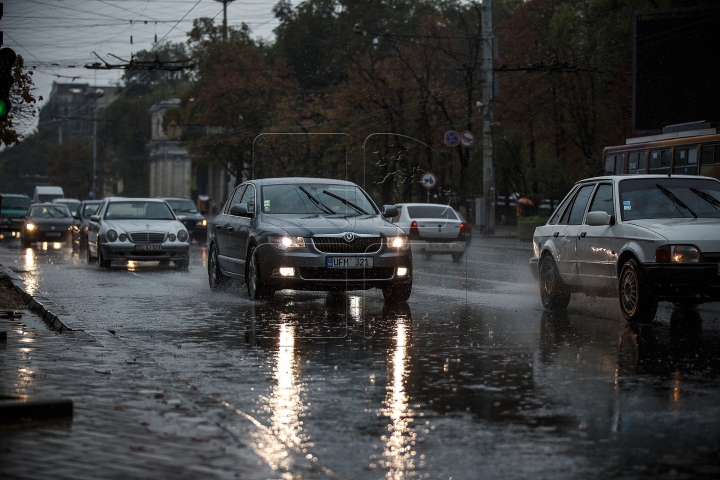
<box><xmin>33</xmin><ymin>186</ymin><xmax>65</xmax><ymax>204</ymax></box>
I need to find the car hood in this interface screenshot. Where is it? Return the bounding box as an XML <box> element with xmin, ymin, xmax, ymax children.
<box><xmin>27</xmin><ymin>217</ymin><xmax>74</xmax><ymax>227</ymax></box>
<box><xmin>262</xmin><ymin>214</ymin><xmax>401</xmax><ymax>237</ymax></box>
<box><xmin>626</xmin><ymin>218</ymin><xmax>720</xmax><ymax>249</ymax></box>
<box><xmin>104</xmin><ymin>219</ymin><xmax>185</xmax><ymax>232</ymax></box>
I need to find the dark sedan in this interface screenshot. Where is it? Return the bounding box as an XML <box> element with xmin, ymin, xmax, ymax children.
<box><xmin>21</xmin><ymin>203</ymin><xmax>74</xmax><ymax>247</ymax></box>
<box><xmin>163</xmin><ymin>197</ymin><xmax>207</xmax><ymax>243</ymax></box>
<box><xmin>71</xmin><ymin>200</ymin><xmax>103</xmax><ymax>251</ymax></box>
<box><xmin>208</xmin><ymin>177</ymin><xmax>413</xmax><ymax>302</ymax></box>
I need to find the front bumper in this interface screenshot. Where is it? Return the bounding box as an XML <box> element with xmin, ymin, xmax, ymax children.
<box><xmin>101</xmin><ymin>242</ymin><xmax>190</xmax><ymax>262</ymax></box>
<box><xmin>0</xmin><ymin>218</ymin><xmax>25</xmax><ymax>233</ymax></box>
<box><xmin>255</xmin><ymin>244</ymin><xmax>412</xmax><ymax>292</ymax></box>
<box><xmin>643</xmin><ymin>263</ymin><xmax>720</xmax><ymax>303</ymax></box>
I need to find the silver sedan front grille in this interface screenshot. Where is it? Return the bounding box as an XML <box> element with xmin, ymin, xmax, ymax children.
<box><xmin>130</xmin><ymin>232</ymin><xmax>166</xmax><ymax>243</ymax></box>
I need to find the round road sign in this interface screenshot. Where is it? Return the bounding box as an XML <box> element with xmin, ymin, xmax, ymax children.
<box><xmin>443</xmin><ymin>130</ymin><xmax>460</xmax><ymax>147</ymax></box>
<box><xmin>421</xmin><ymin>171</ymin><xmax>437</xmax><ymax>189</ymax></box>
<box><xmin>460</xmin><ymin>131</ymin><xmax>475</xmax><ymax>148</ymax></box>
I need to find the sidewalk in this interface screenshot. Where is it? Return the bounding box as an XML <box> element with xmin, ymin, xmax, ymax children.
<box><xmin>0</xmin><ymin>266</ymin><xmax>274</xmax><ymax>480</ymax></box>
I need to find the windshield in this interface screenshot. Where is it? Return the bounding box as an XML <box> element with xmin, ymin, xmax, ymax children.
<box><xmin>83</xmin><ymin>203</ymin><xmax>101</xmax><ymax>217</ymax></box>
<box><xmin>104</xmin><ymin>201</ymin><xmax>175</xmax><ymax>220</ymax></box>
<box><xmin>55</xmin><ymin>200</ymin><xmax>81</xmax><ymax>214</ymax></box>
<box><xmin>261</xmin><ymin>184</ymin><xmax>378</xmax><ymax>216</ymax></box>
<box><xmin>37</xmin><ymin>194</ymin><xmax>63</xmax><ymax>203</ymax></box>
<box><xmin>2</xmin><ymin>197</ymin><xmax>31</xmax><ymax>210</ymax></box>
<box><xmin>620</xmin><ymin>177</ymin><xmax>720</xmax><ymax>220</ymax></box>
<box><xmin>165</xmin><ymin>199</ymin><xmax>198</xmax><ymax>213</ymax></box>
<box><xmin>406</xmin><ymin>205</ymin><xmax>458</xmax><ymax>220</ymax></box>
<box><xmin>29</xmin><ymin>205</ymin><xmax>71</xmax><ymax>218</ymax></box>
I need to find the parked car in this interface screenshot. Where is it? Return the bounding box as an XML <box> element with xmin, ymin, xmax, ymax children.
<box><xmin>162</xmin><ymin>197</ymin><xmax>207</xmax><ymax>243</ymax></box>
<box><xmin>52</xmin><ymin>198</ymin><xmax>82</xmax><ymax>216</ymax></box>
<box><xmin>87</xmin><ymin>198</ymin><xmax>190</xmax><ymax>269</ymax></box>
<box><xmin>208</xmin><ymin>177</ymin><xmax>413</xmax><ymax>301</ymax></box>
<box><xmin>0</xmin><ymin>193</ymin><xmax>31</xmax><ymax>238</ymax></box>
<box><xmin>71</xmin><ymin>200</ymin><xmax>103</xmax><ymax>251</ymax></box>
<box><xmin>389</xmin><ymin>203</ymin><xmax>471</xmax><ymax>262</ymax></box>
<box><xmin>529</xmin><ymin>175</ymin><xmax>720</xmax><ymax>323</ymax></box>
<box><xmin>20</xmin><ymin>203</ymin><xmax>74</xmax><ymax>247</ymax></box>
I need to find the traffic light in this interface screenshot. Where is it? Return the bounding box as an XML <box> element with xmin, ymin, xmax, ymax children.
<box><xmin>0</xmin><ymin>47</ymin><xmax>17</xmax><ymax>122</ymax></box>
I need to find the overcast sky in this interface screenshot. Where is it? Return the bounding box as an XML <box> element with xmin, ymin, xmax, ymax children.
<box><xmin>3</xmin><ymin>0</ymin><xmax>294</xmax><ymax>136</ymax></box>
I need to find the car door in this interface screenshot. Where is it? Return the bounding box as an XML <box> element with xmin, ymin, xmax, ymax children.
<box><xmin>555</xmin><ymin>183</ymin><xmax>596</xmax><ymax>286</ymax></box>
<box><xmin>577</xmin><ymin>183</ymin><xmax>618</xmax><ymax>290</ymax></box>
<box><xmin>226</xmin><ymin>184</ymin><xmax>255</xmax><ymax>274</ymax></box>
<box><xmin>215</xmin><ymin>185</ymin><xmax>246</xmax><ymax>272</ymax></box>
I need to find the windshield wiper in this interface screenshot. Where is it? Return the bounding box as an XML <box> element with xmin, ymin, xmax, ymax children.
<box><xmin>690</xmin><ymin>187</ymin><xmax>720</xmax><ymax>212</ymax></box>
<box><xmin>51</xmin><ymin>207</ymin><xmax>69</xmax><ymax>218</ymax></box>
<box><xmin>655</xmin><ymin>184</ymin><xmax>697</xmax><ymax>218</ymax></box>
<box><xmin>321</xmin><ymin>190</ymin><xmax>369</xmax><ymax>215</ymax></box>
<box><xmin>298</xmin><ymin>186</ymin><xmax>335</xmax><ymax>215</ymax></box>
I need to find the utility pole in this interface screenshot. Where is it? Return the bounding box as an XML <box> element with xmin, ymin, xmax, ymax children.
<box><xmin>481</xmin><ymin>0</ymin><xmax>495</xmax><ymax>233</ymax></box>
<box><xmin>214</xmin><ymin>0</ymin><xmax>235</xmax><ymax>41</ymax></box>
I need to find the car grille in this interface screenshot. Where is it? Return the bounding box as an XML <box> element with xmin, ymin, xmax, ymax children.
<box><xmin>299</xmin><ymin>267</ymin><xmax>394</xmax><ymax>280</ymax></box>
<box><xmin>312</xmin><ymin>236</ymin><xmax>382</xmax><ymax>254</ymax></box>
<box><xmin>130</xmin><ymin>232</ymin><xmax>166</xmax><ymax>243</ymax></box>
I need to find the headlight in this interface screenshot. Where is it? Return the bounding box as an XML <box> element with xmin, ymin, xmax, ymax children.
<box><xmin>106</xmin><ymin>229</ymin><xmax>118</xmax><ymax>242</ymax></box>
<box><xmin>199</xmin><ymin>219</ymin><xmax>207</xmax><ymax>227</ymax></box>
<box><xmin>119</xmin><ymin>233</ymin><xmax>127</xmax><ymax>242</ymax></box>
<box><xmin>25</xmin><ymin>223</ymin><xmax>36</xmax><ymax>231</ymax></box>
<box><xmin>177</xmin><ymin>230</ymin><xmax>189</xmax><ymax>242</ymax></box>
<box><xmin>388</xmin><ymin>235</ymin><xmax>409</xmax><ymax>250</ymax></box>
<box><xmin>168</xmin><ymin>233</ymin><xmax>176</xmax><ymax>242</ymax></box>
<box><xmin>269</xmin><ymin>236</ymin><xmax>306</xmax><ymax>250</ymax></box>
<box><xmin>655</xmin><ymin>244</ymin><xmax>701</xmax><ymax>263</ymax></box>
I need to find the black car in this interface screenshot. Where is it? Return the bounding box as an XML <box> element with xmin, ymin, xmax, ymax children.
<box><xmin>71</xmin><ymin>200</ymin><xmax>103</xmax><ymax>251</ymax></box>
<box><xmin>208</xmin><ymin>177</ymin><xmax>413</xmax><ymax>301</ymax></box>
<box><xmin>21</xmin><ymin>203</ymin><xmax>74</xmax><ymax>247</ymax></box>
<box><xmin>162</xmin><ymin>197</ymin><xmax>207</xmax><ymax>243</ymax></box>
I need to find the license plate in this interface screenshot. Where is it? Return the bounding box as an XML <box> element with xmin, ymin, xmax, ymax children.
<box><xmin>326</xmin><ymin>256</ymin><xmax>374</xmax><ymax>268</ymax></box>
<box><xmin>45</xmin><ymin>232</ymin><xmax>61</xmax><ymax>237</ymax></box>
<box><xmin>134</xmin><ymin>244</ymin><xmax>163</xmax><ymax>252</ymax></box>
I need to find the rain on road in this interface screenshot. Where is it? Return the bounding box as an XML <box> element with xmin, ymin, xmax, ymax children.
<box><xmin>1</xmin><ymin>237</ymin><xmax>720</xmax><ymax>479</ymax></box>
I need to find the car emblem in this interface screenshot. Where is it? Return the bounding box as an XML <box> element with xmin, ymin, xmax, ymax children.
<box><xmin>343</xmin><ymin>232</ymin><xmax>355</xmax><ymax>242</ymax></box>
<box><xmin>51</xmin><ymin>226</ymin><xmax>55</xmax><ymax>231</ymax></box>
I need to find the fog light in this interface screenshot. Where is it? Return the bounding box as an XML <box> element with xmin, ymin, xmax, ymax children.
<box><xmin>397</xmin><ymin>267</ymin><xmax>408</xmax><ymax>276</ymax></box>
<box><xmin>279</xmin><ymin>267</ymin><xmax>295</xmax><ymax>276</ymax></box>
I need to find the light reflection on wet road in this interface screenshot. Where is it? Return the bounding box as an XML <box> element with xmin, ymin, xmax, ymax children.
<box><xmin>2</xmin><ymin>238</ymin><xmax>720</xmax><ymax>478</ymax></box>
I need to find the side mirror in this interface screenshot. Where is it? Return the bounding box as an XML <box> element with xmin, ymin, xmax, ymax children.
<box><xmin>229</xmin><ymin>203</ymin><xmax>253</xmax><ymax>218</ymax></box>
<box><xmin>382</xmin><ymin>205</ymin><xmax>399</xmax><ymax>218</ymax></box>
<box><xmin>586</xmin><ymin>211</ymin><xmax>611</xmax><ymax>226</ymax></box>
<box><xmin>90</xmin><ymin>215</ymin><xmax>101</xmax><ymax>223</ymax></box>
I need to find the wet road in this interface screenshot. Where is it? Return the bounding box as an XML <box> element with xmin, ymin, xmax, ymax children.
<box><xmin>2</xmin><ymin>238</ymin><xmax>720</xmax><ymax>478</ymax></box>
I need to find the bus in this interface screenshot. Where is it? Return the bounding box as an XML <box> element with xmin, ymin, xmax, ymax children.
<box><xmin>602</xmin><ymin>121</ymin><xmax>720</xmax><ymax>180</ymax></box>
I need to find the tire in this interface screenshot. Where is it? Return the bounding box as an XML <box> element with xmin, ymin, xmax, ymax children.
<box><xmin>619</xmin><ymin>259</ymin><xmax>658</xmax><ymax>323</ymax></box>
<box><xmin>246</xmin><ymin>245</ymin><xmax>272</xmax><ymax>300</ymax></box>
<box><xmin>382</xmin><ymin>283</ymin><xmax>412</xmax><ymax>303</ymax></box>
<box><xmin>539</xmin><ymin>256</ymin><xmax>571</xmax><ymax>310</ymax></box>
<box><xmin>97</xmin><ymin>243</ymin><xmax>111</xmax><ymax>268</ymax></box>
<box><xmin>175</xmin><ymin>254</ymin><xmax>190</xmax><ymax>271</ymax></box>
<box><xmin>451</xmin><ymin>252</ymin><xmax>464</xmax><ymax>263</ymax></box>
<box><xmin>208</xmin><ymin>245</ymin><xmax>228</xmax><ymax>290</ymax></box>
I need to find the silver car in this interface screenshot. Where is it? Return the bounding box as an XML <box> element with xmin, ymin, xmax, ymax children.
<box><xmin>87</xmin><ymin>197</ymin><xmax>190</xmax><ymax>269</ymax></box>
<box><xmin>530</xmin><ymin>175</ymin><xmax>720</xmax><ymax>322</ymax></box>
<box><xmin>389</xmin><ymin>203</ymin><xmax>471</xmax><ymax>262</ymax></box>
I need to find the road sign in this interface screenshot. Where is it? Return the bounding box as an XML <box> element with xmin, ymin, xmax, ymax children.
<box><xmin>443</xmin><ymin>130</ymin><xmax>460</xmax><ymax>147</ymax></box>
<box><xmin>460</xmin><ymin>131</ymin><xmax>475</xmax><ymax>148</ymax></box>
<box><xmin>421</xmin><ymin>171</ymin><xmax>437</xmax><ymax>190</ymax></box>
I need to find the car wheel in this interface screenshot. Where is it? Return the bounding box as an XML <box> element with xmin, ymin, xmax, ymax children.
<box><xmin>246</xmin><ymin>245</ymin><xmax>271</xmax><ymax>300</ymax></box>
<box><xmin>382</xmin><ymin>283</ymin><xmax>412</xmax><ymax>303</ymax></box>
<box><xmin>175</xmin><ymin>254</ymin><xmax>190</xmax><ymax>271</ymax></box>
<box><xmin>451</xmin><ymin>252</ymin><xmax>464</xmax><ymax>263</ymax></box>
<box><xmin>539</xmin><ymin>256</ymin><xmax>571</xmax><ymax>310</ymax></box>
<box><xmin>619</xmin><ymin>259</ymin><xmax>657</xmax><ymax>323</ymax></box>
<box><xmin>208</xmin><ymin>245</ymin><xmax>228</xmax><ymax>291</ymax></box>
<box><xmin>97</xmin><ymin>243</ymin><xmax>111</xmax><ymax>268</ymax></box>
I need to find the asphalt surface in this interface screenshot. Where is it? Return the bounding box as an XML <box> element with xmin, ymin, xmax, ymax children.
<box><xmin>1</xmin><ymin>233</ymin><xmax>720</xmax><ymax>479</ymax></box>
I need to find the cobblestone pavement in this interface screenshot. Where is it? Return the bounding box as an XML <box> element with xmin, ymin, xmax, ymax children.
<box><xmin>0</xmin><ymin>269</ymin><xmax>275</xmax><ymax>480</ymax></box>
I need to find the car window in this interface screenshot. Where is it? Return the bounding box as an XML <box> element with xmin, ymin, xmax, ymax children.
<box><xmin>104</xmin><ymin>201</ymin><xmax>175</xmax><ymax>220</ymax></box>
<box><xmin>587</xmin><ymin>183</ymin><xmax>614</xmax><ymax>217</ymax></box>
<box><xmin>225</xmin><ymin>185</ymin><xmax>246</xmax><ymax>214</ymax></box>
<box><xmin>261</xmin><ymin>183</ymin><xmax>377</xmax><ymax>216</ymax></box>
<box><xmin>560</xmin><ymin>184</ymin><xmax>595</xmax><ymax>225</ymax></box>
<box><xmin>620</xmin><ymin>177</ymin><xmax>720</xmax><ymax>220</ymax></box>
<box><xmin>83</xmin><ymin>203</ymin><xmax>100</xmax><ymax>217</ymax></box>
<box><xmin>549</xmin><ymin>187</ymin><xmax>577</xmax><ymax>225</ymax></box>
<box><xmin>165</xmin><ymin>199</ymin><xmax>198</xmax><ymax>213</ymax></box>
<box><xmin>406</xmin><ymin>205</ymin><xmax>458</xmax><ymax>220</ymax></box>
<box><xmin>240</xmin><ymin>184</ymin><xmax>256</xmax><ymax>213</ymax></box>
<box><xmin>29</xmin><ymin>205</ymin><xmax>72</xmax><ymax>218</ymax></box>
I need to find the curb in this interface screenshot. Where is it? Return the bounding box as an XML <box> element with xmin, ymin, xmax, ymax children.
<box><xmin>0</xmin><ymin>265</ymin><xmax>72</xmax><ymax>333</ymax></box>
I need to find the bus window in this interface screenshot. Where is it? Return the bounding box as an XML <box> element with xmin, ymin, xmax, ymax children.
<box><xmin>673</xmin><ymin>147</ymin><xmax>698</xmax><ymax>175</ymax></box>
<box><xmin>604</xmin><ymin>154</ymin><xmax>623</xmax><ymax>174</ymax></box>
<box><xmin>700</xmin><ymin>144</ymin><xmax>720</xmax><ymax>179</ymax></box>
<box><xmin>615</xmin><ymin>154</ymin><xmax>624</xmax><ymax>174</ymax></box>
<box><xmin>628</xmin><ymin>152</ymin><xmax>647</xmax><ymax>174</ymax></box>
<box><xmin>649</xmin><ymin>149</ymin><xmax>671</xmax><ymax>174</ymax></box>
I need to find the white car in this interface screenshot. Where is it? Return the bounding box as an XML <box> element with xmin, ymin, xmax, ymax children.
<box><xmin>389</xmin><ymin>203</ymin><xmax>472</xmax><ymax>262</ymax></box>
<box><xmin>529</xmin><ymin>175</ymin><xmax>720</xmax><ymax>322</ymax></box>
<box><xmin>87</xmin><ymin>197</ymin><xmax>190</xmax><ymax>269</ymax></box>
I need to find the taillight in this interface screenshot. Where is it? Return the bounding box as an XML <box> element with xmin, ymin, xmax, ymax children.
<box><xmin>655</xmin><ymin>245</ymin><xmax>671</xmax><ymax>263</ymax></box>
<box><xmin>459</xmin><ymin>222</ymin><xmax>470</xmax><ymax>236</ymax></box>
<box><xmin>409</xmin><ymin>220</ymin><xmax>419</xmax><ymax>236</ymax></box>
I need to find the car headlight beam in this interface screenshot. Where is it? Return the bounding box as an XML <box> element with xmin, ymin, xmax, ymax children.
<box><xmin>25</xmin><ymin>223</ymin><xmax>36</xmax><ymax>231</ymax></box>
<box><xmin>269</xmin><ymin>236</ymin><xmax>306</xmax><ymax>250</ymax></box>
<box><xmin>389</xmin><ymin>235</ymin><xmax>409</xmax><ymax>250</ymax></box>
